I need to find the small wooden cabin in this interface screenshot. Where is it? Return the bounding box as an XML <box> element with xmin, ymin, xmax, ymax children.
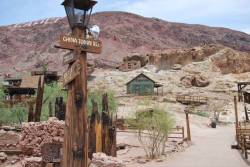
<box><xmin>3</xmin><ymin>76</ymin><xmax>40</xmax><ymax>100</ymax></box>
<box><xmin>119</xmin><ymin>60</ymin><xmax>141</xmax><ymax>72</ymax></box>
<box><xmin>31</xmin><ymin>70</ymin><xmax>59</xmax><ymax>84</ymax></box>
<box><xmin>126</xmin><ymin>73</ymin><xmax>163</xmax><ymax>96</ymax></box>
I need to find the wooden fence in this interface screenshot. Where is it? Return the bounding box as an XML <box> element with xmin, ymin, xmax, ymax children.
<box><xmin>176</xmin><ymin>95</ymin><xmax>208</xmax><ymax>105</ymax></box>
<box><xmin>117</xmin><ymin>126</ymin><xmax>185</xmax><ymax>141</ymax></box>
<box><xmin>236</xmin><ymin>121</ymin><xmax>250</xmax><ymax>159</ymax></box>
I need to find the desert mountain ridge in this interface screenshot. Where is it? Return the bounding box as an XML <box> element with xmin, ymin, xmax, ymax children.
<box><xmin>0</xmin><ymin>11</ymin><xmax>250</xmax><ymax>75</ymax></box>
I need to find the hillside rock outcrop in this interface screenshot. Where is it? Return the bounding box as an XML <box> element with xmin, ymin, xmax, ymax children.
<box><xmin>0</xmin><ymin>12</ymin><xmax>250</xmax><ymax>75</ymax></box>
<box><xmin>211</xmin><ymin>48</ymin><xmax>250</xmax><ymax>74</ymax></box>
<box><xmin>147</xmin><ymin>44</ymin><xmax>222</xmax><ymax>70</ymax></box>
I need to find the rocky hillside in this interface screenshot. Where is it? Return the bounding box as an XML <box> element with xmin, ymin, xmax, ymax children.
<box><xmin>0</xmin><ymin>11</ymin><xmax>250</xmax><ymax>75</ymax></box>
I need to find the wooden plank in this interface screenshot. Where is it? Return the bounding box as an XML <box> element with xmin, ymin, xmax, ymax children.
<box><xmin>41</xmin><ymin>142</ymin><xmax>62</xmax><ymax>163</ymax></box>
<box><xmin>0</xmin><ymin>149</ymin><xmax>22</xmax><ymax>155</ymax></box>
<box><xmin>63</xmin><ymin>53</ymin><xmax>77</xmax><ymax>65</ymax></box>
<box><xmin>45</xmin><ymin>163</ymin><xmax>54</xmax><ymax>167</ymax></box>
<box><xmin>62</xmin><ymin>60</ymin><xmax>81</xmax><ymax>87</ymax></box>
<box><xmin>58</xmin><ymin>35</ymin><xmax>102</xmax><ymax>54</ymax></box>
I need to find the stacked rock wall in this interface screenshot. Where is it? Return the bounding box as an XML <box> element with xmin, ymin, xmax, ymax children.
<box><xmin>19</xmin><ymin>118</ymin><xmax>64</xmax><ymax>156</ymax></box>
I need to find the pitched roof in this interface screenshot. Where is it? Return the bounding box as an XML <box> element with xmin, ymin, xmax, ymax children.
<box><xmin>126</xmin><ymin>73</ymin><xmax>156</xmax><ymax>85</ymax></box>
<box><xmin>4</xmin><ymin>77</ymin><xmax>22</xmax><ymax>81</ymax></box>
<box><xmin>20</xmin><ymin>76</ymin><xmax>43</xmax><ymax>89</ymax></box>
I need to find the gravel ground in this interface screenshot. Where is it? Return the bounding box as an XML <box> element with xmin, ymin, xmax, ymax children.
<box><xmin>123</xmin><ymin>125</ymin><xmax>250</xmax><ymax>167</ymax></box>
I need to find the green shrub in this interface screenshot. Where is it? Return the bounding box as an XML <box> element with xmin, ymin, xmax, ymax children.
<box><xmin>128</xmin><ymin>106</ymin><xmax>175</xmax><ymax>159</ymax></box>
<box><xmin>87</xmin><ymin>90</ymin><xmax>117</xmax><ymax>115</ymax></box>
<box><xmin>41</xmin><ymin>82</ymin><xmax>67</xmax><ymax>121</ymax></box>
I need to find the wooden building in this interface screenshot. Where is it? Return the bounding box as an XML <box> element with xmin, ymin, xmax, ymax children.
<box><xmin>243</xmin><ymin>85</ymin><xmax>250</xmax><ymax>104</ymax></box>
<box><xmin>237</xmin><ymin>82</ymin><xmax>250</xmax><ymax>102</ymax></box>
<box><xmin>119</xmin><ymin>60</ymin><xmax>141</xmax><ymax>72</ymax></box>
<box><xmin>4</xmin><ymin>77</ymin><xmax>22</xmax><ymax>87</ymax></box>
<box><xmin>126</xmin><ymin>73</ymin><xmax>163</xmax><ymax>96</ymax></box>
<box><xmin>31</xmin><ymin>70</ymin><xmax>59</xmax><ymax>84</ymax></box>
<box><xmin>3</xmin><ymin>76</ymin><xmax>40</xmax><ymax>101</ymax></box>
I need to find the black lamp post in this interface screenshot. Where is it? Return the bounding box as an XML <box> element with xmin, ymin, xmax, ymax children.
<box><xmin>62</xmin><ymin>0</ymin><xmax>97</xmax><ymax>30</ymax></box>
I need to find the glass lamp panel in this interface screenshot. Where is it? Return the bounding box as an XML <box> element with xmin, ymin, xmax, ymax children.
<box><xmin>64</xmin><ymin>0</ymin><xmax>75</xmax><ymax>29</ymax></box>
<box><xmin>74</xmin><ymin>8</ymin><xmax>85</xmax><ymax>27</ymax></box>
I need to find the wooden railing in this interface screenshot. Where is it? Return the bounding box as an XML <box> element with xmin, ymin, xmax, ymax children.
<box><xmin>117</xmin><ymin>126</ymin><xmax>185</xmax><ymax>141</ymax></box>
<box><xmin>236</xmin><ymin>121</ymin><xmax>250</xmax><ymax>159</ymax></box>
<box><xmin>176</xmin><ymin>95</ymin><xmax>208</xmax><ymax>104</ymax></box>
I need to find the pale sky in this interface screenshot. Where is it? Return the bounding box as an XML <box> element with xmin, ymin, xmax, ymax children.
<box><xmin>0</xmin><ymin>0</ymin><xmax>249</xmax><ymax>34</ymax></box>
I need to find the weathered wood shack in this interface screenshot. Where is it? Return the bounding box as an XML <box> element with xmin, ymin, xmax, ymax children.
<box><xmin>126</xmin><ymin>73</ymin><xmax>163</xmax><ymax>96</ymax></box>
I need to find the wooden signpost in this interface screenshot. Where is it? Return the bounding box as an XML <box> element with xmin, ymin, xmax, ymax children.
<box><xmin>62</xmin><ymin>60</ymin><xmax>81</xmax><ymax>86</ymax></box>
<box><xmin>57</xmin><ymin>35</ymin><xmax>102</xmax><ymax>54</ymax></box>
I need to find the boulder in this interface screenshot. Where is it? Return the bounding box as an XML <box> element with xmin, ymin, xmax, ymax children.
<box><xmin>181</xmin><ymin>75</ymin><xmax>209</xmax><ymax>87</ymax></box>
<box><xmin>91</xmin><ymin>153</ymin><xmax>126</xmax><ymax>167</ymax></box>
<box><xmin>0</xmin><ymin>152</ymin><xmax>7</xmax><ymax>163</ymax></box>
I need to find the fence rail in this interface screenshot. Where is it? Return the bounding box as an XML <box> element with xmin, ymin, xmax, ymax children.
<box><xmin>176</xmin><ymin>95</ymin><xmax>208</xmax><ymax>104</ymax></box>
<box><xmin>117</xmin><ymin>126</ymin><xmax>185</xmax><ymax>141</ymax></box>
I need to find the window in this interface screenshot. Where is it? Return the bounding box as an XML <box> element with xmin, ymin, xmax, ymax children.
<box><xmin>128</xmin><ymin>63</ymin><xmax>131</xmax><ymax>69</ymax></box>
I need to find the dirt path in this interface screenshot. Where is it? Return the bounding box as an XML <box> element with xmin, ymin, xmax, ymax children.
<box><xmin>134</xmin><ymin>125</ymin><xmax>249</xmax><ymax>167</ymax></box>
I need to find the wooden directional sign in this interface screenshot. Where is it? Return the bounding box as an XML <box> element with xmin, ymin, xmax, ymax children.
<box><xmin>58</xmin><ymin>35</ymin><xmax>102</xmax><ymax>54</ymax></box>
<box><xmin>63</xmin><ymin>53</ymin><xmax>77</xmax><ymax>65</ymax></box>
<box><xmin>62</xmin><ymin>60</ymin><xmax>81</xmax><ymax>86</ymax></box>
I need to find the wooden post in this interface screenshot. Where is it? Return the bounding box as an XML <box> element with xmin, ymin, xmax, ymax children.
<box><xmin>234</xmin><ymin>96</ymin><xmax>239</xmax><ymax>127</ymax></box>
<box><xmin>95</xmin><ymin>117</ymin><xmax>102</xmax><ymax>153</ymax></box>
<box><xmin>234</xmin><ymin>96</ymin><xmax>240</xmax><ymax>146</ymax></box>
<box><xmin>55</xmin><ymin>97</ymin><xmax>59</xmax><ymax>119</ymax></box>
<box><xmin>89</xmin><ymin>99</ymin><xmax>98</xmax><ymax>159</ymax></box>
<box><xmin>55</xmin><ymin>97</ymin><xmax>65</xmax><ymax>120</ymax></box>
<box><xmin>244</xmin><ymin>105</ymin><xmax>249</xmax><ymax>121</ymax></box>
<box><xmin>185</xmin><ymin>108</ymin><xmax>191</xmax><ymax>141</ymax></box>
<box><xmin>110</xmin><ymin>115</ymin><xmax>117</xmax><ymax>157</ymax></box>
<box><xmin>34</xmin><ymin>76</ymin><xmax>45</xmax><ymax>122</ymax></box>
<box><xmin>102</xmin><ymin>93</ymin><xmax>110</xmax><ymax>155</ymax></box>
<box><xmin>49</xmin><ymin>101</ymin><xmax>53</xmax><ymax>117</ymax></box>
<box><xmin>62</xmin><ymin>27</ymin><xmax>88</xmax><ymax>167</ymax></box>
<box><xmin>182</xmin><ymin>126</ymin><xmax>185</xmax><ymax>140</ymax></box>
<box><xmin>28</xmin><ymin>103</ymin><xmax>34</xmax><ymax>122</ymax></box>
<box><xmin>101</xmin><ymin>93</ymin><xmax>117</xmax><ymax>157</ymax></box>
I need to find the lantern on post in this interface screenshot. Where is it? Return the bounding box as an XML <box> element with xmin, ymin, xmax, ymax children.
<box><xmin>58</xmin><ymin>0</ymin><xmax>101</xmax><ymax>166</ymax></box>
<box><xmin>62</xmin><ymin>0</ymin><xmax>97</xmax><ymax>30</ymax></box>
